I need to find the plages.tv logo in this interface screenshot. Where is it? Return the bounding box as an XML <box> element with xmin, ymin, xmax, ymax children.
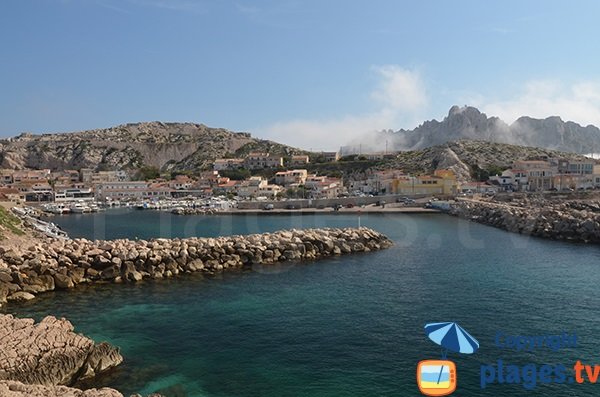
<box><xmin>417</xmin><ymin>322</ymin><xmax>480</xmax><ymax>396</ymax></box>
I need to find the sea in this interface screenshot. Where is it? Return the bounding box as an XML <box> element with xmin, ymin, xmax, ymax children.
<box><xmin>4</xmin><ymin>209</ymin><xmax>600</xmax><ymax>397</ymax></box>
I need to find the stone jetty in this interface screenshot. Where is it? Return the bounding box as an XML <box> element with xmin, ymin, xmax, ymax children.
<box><xmin>0</xmin><ymin>227</ymin><xmax>392</xmax><ymax>304</ymax></box>
<box><xmin>450</xmin><ymin>197</ymin><xmax>600</xmax><ymax>243</ymax></box>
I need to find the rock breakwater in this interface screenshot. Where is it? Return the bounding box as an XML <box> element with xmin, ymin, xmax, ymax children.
<box><xmin>0</xmin><ymin>227</ymin><xmax>392</xmax><ymax>304</ymax></box>
<box><xmin>450</xmin><ymin>198</ymin><xmax>600</xmax><ymax>243</ymax></box>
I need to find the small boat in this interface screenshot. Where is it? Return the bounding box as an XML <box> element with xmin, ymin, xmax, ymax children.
<box><xmin>70</xmin><ymin>202</ymin><xmax>92</xmax><ymax>214</ymax></box>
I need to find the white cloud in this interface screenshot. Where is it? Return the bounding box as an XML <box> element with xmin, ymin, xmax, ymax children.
<box><xmin>476</xmin><ymin>80</ymin><xmax>600</xmax><ymax>126</ymax></box>
<box><xmin>262</xmin><ymin>66</ymin><xmax>428</xmax><ymax>151</ymax></box>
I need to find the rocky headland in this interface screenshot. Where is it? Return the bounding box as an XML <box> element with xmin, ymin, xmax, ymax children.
<box><xmin>450</xmin><ymin>196</ymin><xmax>600</xmax><ymax>243</ymax></box>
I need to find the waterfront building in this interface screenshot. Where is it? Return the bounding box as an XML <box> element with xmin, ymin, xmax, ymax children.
<box><xmin>95</xmin><ymin>181</ymin><xmax>171</xmax><ymax>201</ymax></box>
<box><xmin>274</xmin><ymin>169</ymin><xmax>308</xmax><ymax>186</ymax></box>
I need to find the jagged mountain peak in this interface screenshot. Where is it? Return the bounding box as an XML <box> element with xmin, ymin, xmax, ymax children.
<box><xmin>389</xmin><ymin>105</ymin><xmax>600</xmax><ymax>154</ymax></box>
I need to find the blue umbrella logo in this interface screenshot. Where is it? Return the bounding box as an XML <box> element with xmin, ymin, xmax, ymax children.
<box><xmin>424</xmin><ymin>322</ymin><xmax>479</xmax><ymax>358</ymax></box>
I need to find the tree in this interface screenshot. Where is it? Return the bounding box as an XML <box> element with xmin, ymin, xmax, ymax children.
<box><xmin>136</xmin><ymin>166</ymin><xmax>160</xmax><ymax>181</ymax></box>
<box><xmin>220</xmin><ymin>169</ymin><xmax>251</xmax><ymax>180</ymax></box>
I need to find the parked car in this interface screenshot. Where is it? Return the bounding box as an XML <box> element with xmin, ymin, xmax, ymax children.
<box><xmin>346</xmin><ymin>203</ymin><xmax>354</xmax><ymax>208</ymax></box>
<box><xmin>263</xmin><ymin>204</ymin><xmax>274</xmax><ymax>210</ymax></box>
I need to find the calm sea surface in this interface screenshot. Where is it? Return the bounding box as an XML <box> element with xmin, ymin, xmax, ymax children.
<box><xmin>5</xmin><ymin>209</ymin><xmax>600</xmax><ymax>396</ymax></box>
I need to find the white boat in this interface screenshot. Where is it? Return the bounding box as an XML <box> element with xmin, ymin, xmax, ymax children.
<box><xmin>70</xmin><ymin>202</ymin><xmax>92</xmax><ymax>214</ymax></box>
<box><xmin>42</xmin><ymin>203</ymin><xmax>71</xmax><ymax>214</ymax></box>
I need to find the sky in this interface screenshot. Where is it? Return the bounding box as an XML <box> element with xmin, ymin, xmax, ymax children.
<box><xmin>2</xmin><ymin>0</ymin><xmax>600</xmax><ymax>150</ymax></box>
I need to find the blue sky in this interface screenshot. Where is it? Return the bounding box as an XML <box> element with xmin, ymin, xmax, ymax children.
<box><xmin>2</xmin><ymin>0</ymin><xmax>600</xmax><ymax>150</ymax></box>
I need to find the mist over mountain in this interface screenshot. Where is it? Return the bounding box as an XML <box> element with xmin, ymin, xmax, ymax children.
<box><xmin>343</xmin><ymin>106</ymin><xmax>600</xmax><ymax>154</ymax></box>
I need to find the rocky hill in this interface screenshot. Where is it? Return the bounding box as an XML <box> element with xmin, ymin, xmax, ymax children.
<box><xmin>380</xmin><ymin>140</ymin><xmax>590</xmax><ymax>181</ymax></box>
<box><xmin>370</xmin><ymin>106</ymin><xmax>600</xmax><ymax>154</ymax></box>
<box><xmin>0</xmin><ymin>122</ymin><xmax>306</xmax><ymax>172</ymax></box>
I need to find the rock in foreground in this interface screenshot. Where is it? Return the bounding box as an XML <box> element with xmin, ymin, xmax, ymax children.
<box><xmin>0</xmin><ymin>314</ymin><xmax>123</xmax><ymax>387</ymax></box>
<box><xmin>0</xmin><ymin>380</ymin><xmax>122</xmax><ymax>397</ymax></box>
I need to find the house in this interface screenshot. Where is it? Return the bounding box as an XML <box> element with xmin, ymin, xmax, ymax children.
<box><xmin>213</xmin><ymin>179</ymin><xmax>239</xmax><ymax>195</ymax></box>
<box><xmin>237</xmin><ymin>177</ymin><xmax>268</xmax><ymax>198</ymax></box>
<box><xmin>0</xmin><ymin>187</ymin><xmax>22</xmax><ymax>202</ymax></box>
<box><xmin>274</xmin><ymin>169</ymin><xmax>308</xmax><ymax>186</ymax></box>
<box><xmin>12</xmin><ymin>169</ymin><xmax>51</xmax><ymax>183</ymax></box>
<box><xmin>213</xmin><ymin>158</ymin><xmax>244</xmax><ymax>171</ymax></box>
<box><xmin>243</xmin><ymin>153</ymin><xmax>284</xmax><ymax>170</ymax></box>
<box><xmin>384</xmin><ymin>169</ymin><xmax>458</xmax><ymax>195</ymax></box>
<box><xmin>257</xmin><ymin>183</ymin><xmax>283</xmax><ymax>198</ymax></box>
<box><xmin>50</xmin><ymin>170</ymin><xmax>81</xmax><ymax>186</ymax></box>
<box><xmin>513</xmin><ymin>160</ymin><xmax>558</xmax><ymax>191</ymax></box>
<box><xmin>304</xmin><ymin>176</ymin><xmax>343</xmax><ymax>199</ymax></box>
<box><xmin>169</xmin><ymin>175</ymin><xmax>194</xmax><ymax>190</ymax></box>
<box><xmin>0</xmin><ymin>169</ymin><xmax>14</xmax><ymax>185</ymax></box>
<box><xmin>290</xmin><ymin>155</ymin><xmax>310</xmax><ymax>166</ymax></box>
<box><xmin>557</xmin><ymin>159</ymin><xmax>595</xmax><ymax>175</ymax></box>
<box><xmin>321</xmin><ymin>151</ymin><xmax>340</xmax><ymax>162</ymax></box>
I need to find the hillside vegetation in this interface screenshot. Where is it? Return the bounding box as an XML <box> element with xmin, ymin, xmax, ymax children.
<box><xmin>0</xmin><ymin>207</ymin><xmax>23</xmax><ymax>240</ymax></box>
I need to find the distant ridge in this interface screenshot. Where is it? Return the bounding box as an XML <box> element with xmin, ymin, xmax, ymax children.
<box><xmin>346</xmin><ymin>106</ymin><xmax>600</xmax><ymax>155</ymax></box>
<box><xmin>0</xmin><ymin>122</ymin><xmax>306</xmax><ymax>172</ymax></box>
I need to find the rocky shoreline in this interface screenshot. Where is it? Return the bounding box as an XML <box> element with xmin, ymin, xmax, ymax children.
<box><xmin>0</xmin><ymin>314</ymin><xmax>124</xmax><ymax>397</ymax></box>
<box><xmin>0</xmin><ymin>227</ymin><xmax>392</xmax><ymax>304</ymax></box>
<box><xmin>449</xmin><ymin>197</ymin><xmax>600</xmax><ymax>243</ymax></box>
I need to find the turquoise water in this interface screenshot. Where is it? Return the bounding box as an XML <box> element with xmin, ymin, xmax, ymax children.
<box><xmin>6</xmin><ymin>211</ymin><xmax>600</xmax><ymax>396</ymax></box>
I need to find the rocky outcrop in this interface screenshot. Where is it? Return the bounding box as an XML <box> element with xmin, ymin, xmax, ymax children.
<box><xmin>0</xmin><ymin>380</ymin><xmax>122</xmax><ymax>397</ymax></box>
<box><xmin>450</xmin><ymin>197</ymin><xmax>600</xmax><ymax>243</ymax></box>
<box><xmin>0</xmin><ymin>314</ymin><xmax>123</xmax><ymax>386</ymax></box>
<box><xmin>380</xmin><ymin>140</ymin><xmax>589</xmax><ymax>182</ymax></box>
<box><xmin>0</xmin><ymin>227</ymin><xmax>392</xmax><ymax>304</ymax></box>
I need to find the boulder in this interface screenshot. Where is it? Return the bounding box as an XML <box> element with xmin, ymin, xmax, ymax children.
<box><xmin>6</xmin><ymin>291</ymin><xmax>35</xmax><ymax>302</ymax></box>
<box><xmin>53</xmin><ymin>274</ymin><xmax>74</xmax><ymax>289</ymax></box>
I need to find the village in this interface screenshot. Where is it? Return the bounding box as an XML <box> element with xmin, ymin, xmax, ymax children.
<box><xmin>0</xmin><ymin>150</ymin><xmax>599</xmax><ymax>214</ymax></box>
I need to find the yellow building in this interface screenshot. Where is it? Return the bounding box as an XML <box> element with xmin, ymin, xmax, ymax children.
<box><xmin>386</xmin><ymin>169</ymin><xmax>458</xmax><ymax>195</ymax></box>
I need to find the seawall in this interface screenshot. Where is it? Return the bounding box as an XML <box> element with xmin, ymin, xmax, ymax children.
<box><xmin>0</xmin><ymin>227</ymin><xmax>392</xmax><ymax>304</ymax></box>
<box><xmin>449</xmin><ymin>198</ymin><xmax>600</xmax><ymax>243</ymax></box>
